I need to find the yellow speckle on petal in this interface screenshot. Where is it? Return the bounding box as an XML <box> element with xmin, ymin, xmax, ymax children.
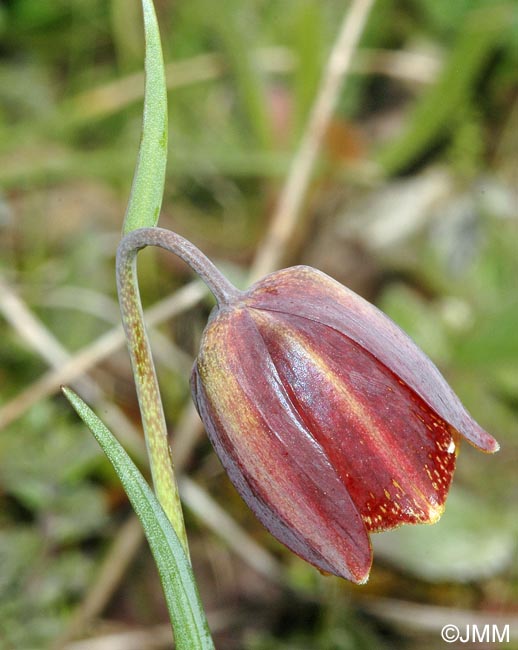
<box><xmin>426</xmin><ymin>501</ymin><xmax>445</xmax><ymax>524</ymax></box>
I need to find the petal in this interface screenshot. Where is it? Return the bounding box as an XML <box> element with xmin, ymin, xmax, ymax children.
<box><xmin>249</xmin><ymin>308</ymin><xmax>458</xmax><ymax>531</ymax></box>
<box><xmin>192</xmin><ymin>307</ymin><xmax>372</xmax><ymax>583</ymax></box>
<box><xmin>246</xmin><ymin>266</ymin><xmax>498</xmax><ymax>454</ymax></box>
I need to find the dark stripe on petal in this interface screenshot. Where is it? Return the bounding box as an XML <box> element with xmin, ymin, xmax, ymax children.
<box><xmin>194</xmin><ymin>308</ymin><xmax>372</xmax><ymax>582</ymax></box>
<box><xmin>249</xmin><ymin>308</ymin><xmax>456</xmax><ymax>532</ymax></box>
<box><xmin>246</xmin><ymin>266</ymin><xmax>497</xmax><ymax>453</ymax></box>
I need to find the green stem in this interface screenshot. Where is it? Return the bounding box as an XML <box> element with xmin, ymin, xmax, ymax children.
<box><xmin>116</xmin><ymin>227</ymin><xmax>241</xmax><ymax>555</ymax></box>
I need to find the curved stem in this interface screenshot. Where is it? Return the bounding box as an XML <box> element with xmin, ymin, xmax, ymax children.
<box><xmin>116</xmin><ymin>227</ymin><xmax>241</xmax><ymax>556</ymax></box>
<box><xmin>119</xmin><ymin>228</ymin><xmax>241</xmax><ymax>307</ymax></box>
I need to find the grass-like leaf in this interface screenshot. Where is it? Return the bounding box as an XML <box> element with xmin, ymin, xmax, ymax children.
<box><xmin>62</xmin><ymin>387</ymin><xmax>215</xmax><ymax>650</ymax></box>
<box><xmin>122</xmin><ymin>0</ymin><xmax>168</xmax><ymax>233</ymax></box>
<box><xmin>376</xmin><ymin>5</ymin><xmax>511</xmax><ymax>175</ymax></box>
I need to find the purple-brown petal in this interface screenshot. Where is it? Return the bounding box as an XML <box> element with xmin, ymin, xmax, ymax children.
<box><xmin>248</xmin><ymin>307</ymin><xmax>457</xmax><ymax>532</ymax></box>
<box><xmin>192</xmin><ymin>307</ymin><xmax>372</xmax><ymax>583</ymax></box>
<box><xmin>246</xmin><ymin>265</ymin><xmax>499</xmax><ymax>454</ymax></box>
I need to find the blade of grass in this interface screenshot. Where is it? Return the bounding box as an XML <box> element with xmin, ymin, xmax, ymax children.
<box><xmin>62</xmin><ymin>387</ymin><xmax>215</xmax><ymax>650</ymax></box>
<box><xmin>207</xmin><ymin>1</ymin><xmax>272</xmax><ymax>149</ymax></box>
<box><xmin>122</xmin><ymin>0</ymin><xmax>168</xmax><ymax>233</ymax></box>
<box><xmin>376</xmin><ymin>5</ymin><xmax>512</xmax><ymax>175</ymax></box>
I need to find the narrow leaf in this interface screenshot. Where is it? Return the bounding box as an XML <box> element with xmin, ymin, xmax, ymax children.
<box><xmin>123</xmin><ymin>0</ymin><xmax>168</xmax><ymax>233</ymax></box>
<box><xmin>62</xmin><ymin>387</ymin><xmax>214</xmax><ymax>650</ymax></box>
<box><xmin>376</xmin><ymin>5</ymin><xmax>511</xmax><ymax>175</ymax></box>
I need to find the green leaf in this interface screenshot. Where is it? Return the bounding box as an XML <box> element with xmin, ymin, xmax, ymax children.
<box><xmin>122</xmin><ymin>0</ymin><xmax>168</xmax><ymax>233</ymax></box>
<box><xmin>205</xmin><ymin>0</ymin><xmax>271</xmax><ymax>149</ymax></box>
<box><xmin>62</xmin><ymin>387</ymin><xmax>214</xmax><ymax>650</ymax></box>
<box><xmin>376</xmin><ymin>5</ymin><xmax>512</xmax><ymax>175</ymax></box>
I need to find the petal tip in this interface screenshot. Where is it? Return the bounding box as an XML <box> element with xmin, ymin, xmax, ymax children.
<box><xmin>454</xmin><ymin>416</ymin><xmax>499</xmax><ymax>454</ymax></box>
<box><xmin>426</xmin><ymin>501</ymin><xmax>446</xmax><ymax>526</ymax></box>
<box><xmin>354</xmin><ymin>571</ymin><xmax>370</xmax><ymax>586</ymax></box>
<box><xmin>468</xmin><ymin>432</ymin><xmax>500</xmax><ymax>454</ymax></box>
<box><xmin>317</xmin><ymin>563</ymin><xmax>370</xmax><ymax>584</ymax></box>
<box><xmin>331</xmin><ymin>564</ymin><xmax>371</xmax><ymax>585</ymax></box>
<box><xmin>337</xmin><ymin>547</ymin><xmax>373</xmax><ymax>585</ymax></box>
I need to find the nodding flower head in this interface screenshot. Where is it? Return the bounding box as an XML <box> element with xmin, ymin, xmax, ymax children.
<box><xmin>190</xmin><ymin>264</ymin><xmax>498</xmax><ymax>584</ymax></box>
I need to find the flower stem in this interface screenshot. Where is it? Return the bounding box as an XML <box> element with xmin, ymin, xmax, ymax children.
<box><xmin>119</xmin><ymin>228</ymin><xmax>241</xmax><ymax>307</ymax></box>
<box><xmin>116</xmin><ymin>227</ymin><xmax>241</xmax><ymax>555</ymax></box>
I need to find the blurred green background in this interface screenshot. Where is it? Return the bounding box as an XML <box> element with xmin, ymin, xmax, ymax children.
<box><xmin>1</xmin><ymin>0</ymin><xmax>517</xmax><ymax>648</ymax></box>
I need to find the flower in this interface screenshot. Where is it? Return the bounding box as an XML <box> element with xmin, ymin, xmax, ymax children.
<box><xmin>191</xmin><ymin>265</ymin><xmax>499</xmax><ymax>584</ymax></box>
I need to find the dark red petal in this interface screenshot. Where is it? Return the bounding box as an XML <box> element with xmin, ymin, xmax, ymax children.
<box><xmin>249</xmin><ymin>308</ymin><xmax>457</xmax><ymax>532</ymax></box>
<box><xmin>193</xmin><ymin>307</ymin><xmax>372</xmax><ymax>583</ymax></box>
<box><xmin>246</xmin><ymin>266</ymin><xmax>498</xmax><ymax>454</ymax></box>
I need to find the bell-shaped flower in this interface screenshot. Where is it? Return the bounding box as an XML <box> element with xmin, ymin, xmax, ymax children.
<box><xmin>191</xmin><ymin>265</ymin><xmax>498</xmax><ymax>584</ymax></box>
